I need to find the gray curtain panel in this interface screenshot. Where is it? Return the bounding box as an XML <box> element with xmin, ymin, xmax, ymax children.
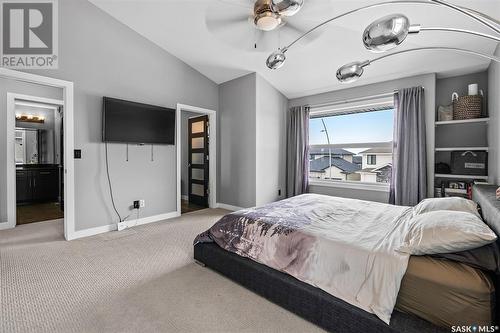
<box><xmin>390</xmin><ymin>87</ymin><xmax>427</xmax><ymax>206</ymax></box>
<box><xmin>286</xmin><ymin>106</ymin><xmax>310</xmax><ymax>197</ymax></box>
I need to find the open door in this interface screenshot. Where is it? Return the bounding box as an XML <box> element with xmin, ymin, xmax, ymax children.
<box><xmin>188</xmin><ymin>115</ymin><xmax>209</xmax><ymax>207</ymax></box>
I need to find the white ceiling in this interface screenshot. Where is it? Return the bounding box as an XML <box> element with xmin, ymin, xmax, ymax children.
<box><xmin>89</xmin><ymin>0</ymin><xmax>500</xmax><ymax>99</ymax></box>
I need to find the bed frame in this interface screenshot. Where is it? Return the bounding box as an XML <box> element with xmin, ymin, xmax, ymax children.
<box><xmin>194</xmin><ymin>185</ymin><xmax>499</xmax><ymax>333</ymax></box>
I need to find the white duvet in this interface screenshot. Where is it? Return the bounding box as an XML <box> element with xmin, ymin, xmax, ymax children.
<box><xmin>197</xmin><ymin>194</ymin><xmax>414</xmax><ymax>324</ymax></box>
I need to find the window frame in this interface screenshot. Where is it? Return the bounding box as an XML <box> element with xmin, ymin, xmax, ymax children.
<box><xmin>307</xmin><ymin>96</ymin><xmax>394</xmax><ymax>192</ymax></box>
<box><xmin>367</xmin><ymin>154</ymin><xmax>377</xmax><ymax>165</ymax></box>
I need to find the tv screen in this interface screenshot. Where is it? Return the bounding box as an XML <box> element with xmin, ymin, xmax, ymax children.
<box><xmin>103</xmin><ymin>97</ymin><xmax>175</xmax><ymax>145</ymax></box>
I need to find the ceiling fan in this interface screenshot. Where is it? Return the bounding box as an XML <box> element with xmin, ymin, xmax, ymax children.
<box><xmin>252</xmin><ymin>0</ymin><xmax>304</xmax><ymax>31</ymax></box>
<box><xmin>206</xmin><ymin>0</ymin><xmax>325</xmax><ymax>51</ymax></box>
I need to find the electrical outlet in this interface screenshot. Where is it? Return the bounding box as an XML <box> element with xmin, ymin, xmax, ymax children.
<box><xmin>139</xmin><ymin>200</ymin><xmax>145</xmax><ymax>208</ymax></box>
<box><xmin>133</xmin><ymin>200</ymin><xmax>140</xmax><ymax>209</ymax></box>
<box><xmin>117</xmin><ymin>221</ymin><xmax>127</xmax><ymax>231</ymax></box>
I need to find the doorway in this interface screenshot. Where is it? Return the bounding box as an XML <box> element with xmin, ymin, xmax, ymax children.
<box><xmin>1</xmin><ymin>68</ymin><xmax>75</xmax><ymax>240</ymax></box>
<box><xmin>176</xmin><ymin>104</ymin><xmax>217</xmax><ymax>215</ymax></box>
<box><xmin>14</xmin><ymin>99</ymin><xmax>64</xmax><ymax>225</ymax></box>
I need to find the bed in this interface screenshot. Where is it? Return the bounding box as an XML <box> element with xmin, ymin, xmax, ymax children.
<box><xmin>194</xmin><ymin>185</ymin><xmax>499</xmax><ymax>332</ymax></box>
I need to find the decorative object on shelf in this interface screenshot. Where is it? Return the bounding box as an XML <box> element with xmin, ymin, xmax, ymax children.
<box><xmin>265</xmin><ymin>0</ymin><xmax>500</xmax><ymax>83</ymax></box>
<box><xmin>15</xmin><ymin>114</ymin><xmax>45</xmax><ymax>124</ymax></box>
<box><xmin>496</xmin><ymin>187</ymin><xmax>500</xmax><ymax>200</ymax></box>
<box><xmin>435</xmin><ymin>162</ymin><xmax>451</xmax><ymax>174</ymax></box>
<box><xmin>437</xmin><ymin>104</ymin><xmax>453</xmax><ymax>121</ymax></box>
<box><xmin>451</xmin><ymin>150</ymin><xmax>488</xmax><ymax>176</ymax></box>
<box><xmin>452</xmin><ymin>92</ymin><xmax>482</xmax><ymax>120</ymax></box>
<box><xmin>468</xmin><ymin>83</ymin><xmax>479</xmax><ymax>96</ymax></box>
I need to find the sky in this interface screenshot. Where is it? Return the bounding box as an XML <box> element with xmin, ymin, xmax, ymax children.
<box><xmin>309</xmin><ymin>110</ymin><xmax>394</xmax><ymax>152</ymax></box>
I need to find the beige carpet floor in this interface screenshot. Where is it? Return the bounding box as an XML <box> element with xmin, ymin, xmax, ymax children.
<box><xmin>0</xmin><ymin>209</ymin><xmax>324</xmax><ymax>333</ymax></box>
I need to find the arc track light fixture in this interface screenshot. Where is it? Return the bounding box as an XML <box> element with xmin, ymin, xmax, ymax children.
<box><xmin>363</xmin><ymin>14</ymin><xmax>500</xmax><ymax>53</ymax></box>
<box><xmin>265</xmin><ymin>0</ymin><xmax>500</xmax><ymax>75</ymax></box>
<box><xmin>335</xmin><ymin>47</ymin><xmax>500</xmax><ymax>83</ymax></box>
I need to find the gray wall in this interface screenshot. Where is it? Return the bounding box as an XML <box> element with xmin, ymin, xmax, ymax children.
<box><xmin>181</xmin><ymin>111</ymin><xmax>201</xmax><ymax>198</ymax></box>
<box><xmin>255</xmin><ymin>75</ymin><xmax>287</xmax><ymax>206</ymax></box>
<box><xmin>290</xmin><ymin>73</ymin><xmax>436</xmax><ymax>201</ymax></box>
<box><xmin>15</xmin><ymin>0</ymin><xmax>218</xmax><ymax>231</ymax></box>
<box><xmin>488</xmin><ymin>46</ymin><xmax>500</xmax><ymax>185</ymax></box>
<box><xmin>309</xmin><ymin>184</ymin><xmax>390</xmax><ymax>203</ymax></box>
<box><xmin>0</xmin><ymin>79</ymin><xmax>62</xmax><ymax>223</ymax></box>
<box><xmin>218</xmin><ymin>73</ymin><xmax>257</xmax><ymax>208</ymax></box>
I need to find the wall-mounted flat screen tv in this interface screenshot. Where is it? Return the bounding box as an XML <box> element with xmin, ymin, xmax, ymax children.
<box><xmin>103</xmin><ymin>97</ymin><xmax>175</xmax><ymax>145</ymax></box>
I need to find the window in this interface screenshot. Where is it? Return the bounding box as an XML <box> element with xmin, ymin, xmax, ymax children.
<box><xmin>309</xmin><ymin>104</ymin><xmax>394</xmax><ymax>185</ymax></box>
<box><xmin>367</xmin><ymin>155</ymin><xmax>376</xmax><ymax>165</ymax></box>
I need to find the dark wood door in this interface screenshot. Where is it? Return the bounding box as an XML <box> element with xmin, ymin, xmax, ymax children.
<box><xmin>188</xmin><ymin>115</ymin><xmax>209</xmax><ymax>207</ymax></box>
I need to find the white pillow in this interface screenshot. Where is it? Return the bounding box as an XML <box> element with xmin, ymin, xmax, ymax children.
<box><xmin>413</xmin><ymin>197</ymin><xmax>480</xmax><ymax>218</ymax></box>
<box><xmin>397</xmin><ymin>210</ymin><xmax>497</xmax><ymax>255</ymax></box>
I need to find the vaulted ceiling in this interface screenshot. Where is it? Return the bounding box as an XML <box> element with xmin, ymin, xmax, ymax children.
<box><xmin>89</xmin><ymin>0</ymin><xmax>499</xmax><ymax>98</ymax></box>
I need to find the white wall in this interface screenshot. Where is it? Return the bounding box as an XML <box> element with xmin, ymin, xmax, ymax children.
<box><xmin>488</xmin><ymin>46</ymin><xmax>500</xmax><ymax>185</ymax></box>
<box><xmin>255</xmin><ymin>75</ymin><xmax>287</xmax><ymax>206</ymax></box>
<box><xmin>11</xmin><ymin>0</ymin><xmax>218</xmax><ymax>231</ymax></box>
<box><xmin>290</xmin><ymin>73</ymin><xmax>436</xmax><ymax>202</ymax></box>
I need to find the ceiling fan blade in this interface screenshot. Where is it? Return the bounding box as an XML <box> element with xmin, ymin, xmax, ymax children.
<box><xmin>215</xmin><ymin>0</ymin><xmax>253</xmax><ymax>9</ymax></box>
<box><xmin>206</xmin><ymin>15</ymin><xmax>251</xmax><ymax>31</ymax></box>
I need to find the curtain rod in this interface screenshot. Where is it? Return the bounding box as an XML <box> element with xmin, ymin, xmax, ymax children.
<box><xmin>307</xmin><ymin>87</ymin><xmax>424</xmax><ymax>110</ymax></box>
<box><xmin>307</xmin><ymin>90</ymin><xmax>396</xmax><ymax>109</ymax></box>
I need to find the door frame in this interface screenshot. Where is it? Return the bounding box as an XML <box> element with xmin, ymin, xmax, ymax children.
<box><xmin>176</xmin><ymin>103</ymin><xmax>216</xmax><ymax>214</ymax></box>
<box><xmin>0</xmin><ymin>68</ymin><xmax>75</xmax><ymax>241</ymax></box>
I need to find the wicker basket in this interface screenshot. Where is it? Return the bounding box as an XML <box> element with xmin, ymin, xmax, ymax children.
<box><xmin>453</xmin><ymin>95</ymin><xmax>482</xmax><ymax>120</ymax></box>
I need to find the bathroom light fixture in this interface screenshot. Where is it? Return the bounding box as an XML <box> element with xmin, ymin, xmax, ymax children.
<box><xmin>363</xmin><ymin>14</ymin><xmax>500</xmax><ymax>52</ymax></box>
<box><xmin>16</xmin><ymin>114</ymin><xmax>45</xmax><ymax>123</ymax></box>
<box><xmin>336</xmin><ymin>47</ymin><xmax>500</xmax><ymax>83</ymax></box>
<box><xmin>265</xmin><ymin>0</ymin><xmax>499</xmax><ymax>69</ymax></box>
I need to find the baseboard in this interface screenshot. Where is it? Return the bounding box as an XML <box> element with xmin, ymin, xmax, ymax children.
<box><xmin>0</xmin><ymin>221</ymin><xmax>14</xmax><ymax>231</ymax></box>
<box><xmin>181</xmin><ymin>195</ymin><xmax>188</xmax><ymax>201</ymax></box>
<box><xmin>69</xmin><ymin>211</ymin><xmax>181</xmax><ymax>240</ymax></box>
<box><xmin>216</xmin><ymin>203</ymin><xmax>245</xmax><ymax>211</ymax></box>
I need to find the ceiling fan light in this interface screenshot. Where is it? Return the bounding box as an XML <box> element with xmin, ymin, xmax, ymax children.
<box><xmin>254</xmin><ymin>12</ymin><xmax>282</xmax><ymax>31</ymax></box>
<box><xmin>363</xmin><ymin>14</ymin><xmax>411</xmax><ymax>52</ymax></box>
<box><xmin>271</xmin><ymin>0</ymin><xmax>304</xmax><ymax>17</ymax></box>
<box><xmin>266</xmin><ymin>49</ymin><xmax>287</xmax><ymax>69</ymax></box>
<box><xmin>336</xmin><ymin>61</ymin><xmax>369</xmax><ymax>83</ymax></box>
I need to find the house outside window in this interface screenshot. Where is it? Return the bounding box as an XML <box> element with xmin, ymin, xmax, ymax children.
<box><xmin>308</xmin><ymin>97</ymin><xmax>394</xmax><ymax>186</ymax></box>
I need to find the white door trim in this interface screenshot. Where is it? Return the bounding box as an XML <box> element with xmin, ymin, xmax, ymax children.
<box><xmin>0</xmin><ymin>68</ymin><xmax>75</xmax><ymax>241</ymax></box>
<box><xmin>176</xmin><ymin>103</ymin><xmax>217</xmax><ymax>215</ymax></box>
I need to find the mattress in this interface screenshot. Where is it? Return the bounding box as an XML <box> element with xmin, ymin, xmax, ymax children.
<box><xmin>395</xmin><ymin>255</ymin><xmax>495</xmax><ymax>328</ymax></box>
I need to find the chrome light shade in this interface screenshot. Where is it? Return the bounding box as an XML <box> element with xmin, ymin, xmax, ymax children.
<box><xmin>363</xmin><ymin>14</ymin><xmax>411</xmax><ymax>52</ymax></box>
<box><xmin>271</xmin><ymin>0</ymin><xmax>304</xmax><ymax>17</ymax></box>
<box><xmin>266</xmin><ymin>49</ymin><xmax>287</xmax><ymax>69</ymax></box>
<box><xmin>336</xmin><ymin>61</ymin><xmax>369</xmax><ymax>83</ymax></box>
